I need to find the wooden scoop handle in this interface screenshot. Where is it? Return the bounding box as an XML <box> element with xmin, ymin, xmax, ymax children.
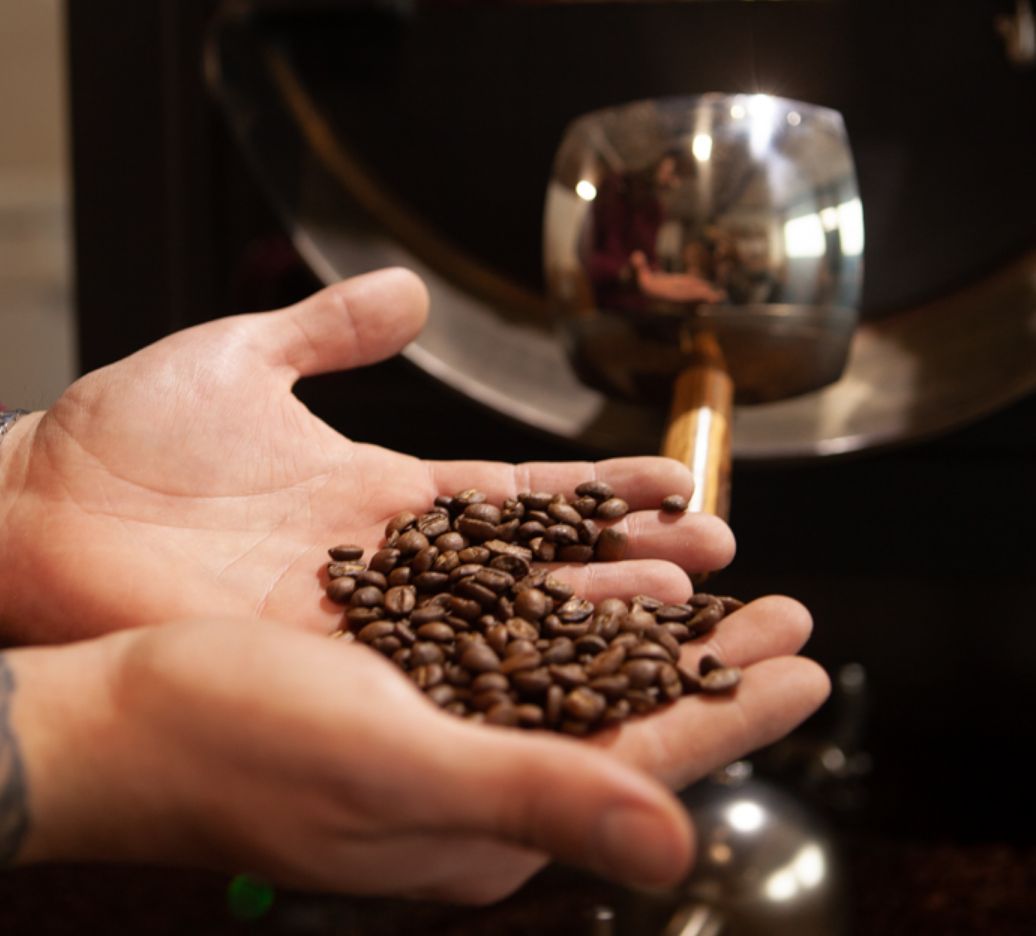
<box><xmin>661</xmin><ymin>338</ymin><xmax>733</xmax><ymax>521</ymax></box>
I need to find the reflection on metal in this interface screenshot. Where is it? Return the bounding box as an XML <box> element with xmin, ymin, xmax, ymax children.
<box><xmin>207</xmin><ymin>9</ymin><xmax>1036</xmax><ymax>460</ymax></box>
<box><xmin>544</xmin><ymin>94</ymin><xmax>862</xmax><ymax>407</ymax></box>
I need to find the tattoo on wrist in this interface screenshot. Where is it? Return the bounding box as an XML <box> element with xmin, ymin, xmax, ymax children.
<box><xmin>0</xmin><ymin>655</ymin><xmax>29</xmax><ymax>865</ymax></box>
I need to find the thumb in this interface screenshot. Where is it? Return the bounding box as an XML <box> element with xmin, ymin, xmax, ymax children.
<box><xmin>419</xmin><ymin>723</ymin><xmax>695</xmax><ymax>889</ymax></box>
<box><xmin>258</xmin><ymin>268</ymin><xmax>429</xmax><ymax>379</ymax></box>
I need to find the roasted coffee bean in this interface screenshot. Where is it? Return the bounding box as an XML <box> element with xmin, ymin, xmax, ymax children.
<box><xmin>410</xmin><ymin>604</ymin><xmax>447</xmax><ymax>626</ymax></box>
<box><xmin>656</xmin><ymin>603</ymin><xmax>693</xmax><ymax>623</ymax></box>
<box><xmin>547</xmin><ymin>502</ymin><xmax>584</xmax><ymax>527</ymax></box>
<box><xmin>677</xmin><ymin>665</ymin><xmax>702</xmax><ymax>694</ymax></box>
<box><xmin>539</xmin><ymin>576</ymin><xmax>571</xmax><ymax>602</ymax></box>
<box><xmin>515</xmin><ymin>588</ymin><xmax>551</xmax><ymax>621</ymax></box>
<box><xmin>329</xmin><ymin>544</ymin><xmax>364</xmax><ymax>561</ymax></box>
<box><xmin>329</xmin><ymin>561</ymin><xmax>366</xmax><ymax>579</ymax></box>
<box><xmin>544</xmin><ymin>523</ymin><xmax>579</xmax><ymax>546</ymax></box>
<box><xmin>326</xmin><ymin>577</ymin><xmax>357</xmax><ymax>604</ymax></box>
<box><xmin>629</xmin><ymin>641</ymin><xmax>672</xmax><ymax>662</ymax></box>
<box><xmin>575</xmin><ymin>480</ymin><xmax>615</xmax><ymax>502</ymax></box>
<box><xmin>661</xmin><ymin>494</ymin><xmax>688</xmax><ymax>514</ymax></box>
<box><xmin>587</xmin><ymin>645</ymin><xmax>627</xmax><ymax>677</ymax></box>
<box><xmin>396</xmin><ymin>529</ymin><xmax>430</xmax><ymax>555</ymax></box>
<box><xmin>560</xmin><ymin>720</ymin><xmax>591</xmax><ymax>736</ymax></box>
<box><xmin>471</xmin><ymin>672</ymin><xmax>510</xmax><ymax>693</ymax></box>
<box><xmin>444</xmin><ymin>663</ymin><xmax>473</xmax><ymax>687</ymax></box>
<box><xmin>533</xmin><ymin>540</ymin><xmax>557</xmax><ymax>562</ymax></box>
<box><xmin>544</xmin><ymin>684</ymin><xmax>564</xmax><ymax>724</ymax></box>
<box><xmin>594</xmin><ymin>529</ymin><xmax>628</xmax><ymax>562</ymax></box>
<box><xmin>458</xmin><ymin>546</ymin><xmax>491</xmax><ymax>565</ymax></box>
<box><xmin>646</xmin><ymin>625</ymin><xmax>681</xmax><ymax>661</ymax></box>
<box><xmin>473</xmin><ymin>689</ymin><xmax>511</xmax><ymax>712</ymax></box>
<box><xmin>719</xmin><ymin>596</ymin><xmax>745</xmax><ymax>615</ymax></box>
<box><xmin>385</xmin><ymin>511</ymin><xmax>417</xmax><ymax>536</ymax></box>
<box><xmin>590</xmin><ymin>674</ymin><xmax>631</xmax><ymax>699</ymax></box>
<box><xmin>457</xmin><ymin>516</ymin><xmax>498</xmax><ymax>541</ymax></box>
<box><xmin>416</xmin><ymin>622</ymin><xmax>455</xmax><ymax>643</ymax></box>
<box><xmin>564</xmin><ymin>687</ymin><xmax>607</xmax><ymax>722</ymax></box>
<box><xmin>633</xmin><ymin>594</ymin><xmax>664</xmax><ymax>612</ymax></box>
<box><xmin>541</xmin><ymin>637</ymin><xmax>576</xmax><ymax>665</ymax></box>
<box><xmin>450</xmin><ymin>563</ymin><xmax>486</xmax><ymax>583</ymax></box>
<box><xmin>384</xmin><ymin>585</ymin><xmax>417</xmax><ymax>616</ymax></box>
<box><xmin>574</xmin><ymin>634</ymin><xmax>609</xmax><ymax>657</ymax></box>
<box><xmin>435</xmin><ymin>531</ymin><xmax>466</xmax><ymax>552</ymax></box>
<box><xmin>410</xmin><ymin>641</ymin><xmax>445</xmax><ymax>667</ymax></box>
<box><xmin>657</xmin><ymin>663</ymin><xmax>683</xmax><ymax>702</ymax></box>
<box><xmin>472</xmin><ymin>567</ymin><xmax>513</xmax><ymax>593</ymax></box>
<box><xmin>517</xmin><ymin>521</ymin><xmax>547</xmax><ymax>541</ymax></box>
<box><xmin>411</xmin><ymin>663</ymin><xmax>444</xmax><ymax>689</ymax></box>
<box><xmin>511</xmin><ymin>667</ymin><xmax>553</xmax><ymax>695</ymax></box>
<box><xmin>500</xmin><ymin>651</ymin><xmax>542</xmax><ymax>674</ymax></box>
<box><xmin>505</xmin><ymin>639</ymin><xmax>537</xmax><ymax>658</ymax></box>
<box><xmin>489</xmin><ymin>553</ymin><xmax>531</xmax><ymax>578</ymax></box>
<box><xmin>577</xmin><ymin>519</ymin><xmax>601</xmax><ymax>546</ymax></box>
<box><xmin>602</xmin><ymin>699</ymin><xmax>632</xmax><ymax>725</ymax></box>
<box><xmin>464</xmin><ymin>502</ymin><xmax>502</xmax><ymax>525</ymax></box>
<box><xmin>434</xmin><ymin>495</ymin><xmax>454</xmax><ymax>511</ymax></box>
<box><xmin>347</xmin><ymin>607</ymin><xmax>385</xmax><ymax>627</ymax></box>
<box><xmin>416</xmin><ymin>512</ymin><xmax>451</xmax><ymax>539</ymax></box>
<box><xmin>426</xmin><ymin>683</ymin><xmax>455</xmax><ymax>707</ymax></box>
<box><xmin>455</xmin><ymin>632</ymin><xmax>485</xmax><ymax>653</ymax></box>
<box><xmin>701</xmin><ymin>666</ymin><xmax>742</xmax><ymax>693</ymax></box>
<box><xmin>410</xmin><ymin>546</ymin><xmax>440</xmax><ymax>575</ymax></box>
<box><xmin>558</xmin><ymin>544</ymin><xmax>595</xmax><ymax>563</ymax></box>
<box><xmin>662</xmin><ymin>622</ymin><xmax>691</xmax><ymax>642</ymax></box>
<box><xmin>623</xmin><ymin>608</ymin><xmax>657</xmax><ymax>634</ymax></box>
<box><xmin>455</xmin><ymin>579</ymin><xmax>499</xmax><ymax>608</ymax></box>
<box><xmin>496</xmin><ymin>595</ymin><xmax>516</xmax><ymax>619</ymax></box>
<box><xmin>544</xmin><ymin>617</ymin><xmax>592</xmax><ymax>640</ymax></box>
<box><xmin>526</xmin><ymin>509</ymin><xmax>552</xmax><ymax>525</ymax></box>
<box><xmin>357</xmin><ymin>620</ymin><xmax>395</xmax><ymax>643</ymax></box>
<box><xmin>501</xmin><ymin>497</ymin><xmax>524</xmax><ymax>519</ymax></box>
<box><xmin>385</xmin><ymin>530</ymin><xmax>401</xmax><ymax>548</ymax></box>
<box><xmin>394</xmin><ymin>621</ymin><xmax>417</xmax><ymax>646</ymax></box>
<box><xmin>414</xmin><ymin>571</ymin><xmax>450</xmax><ymax>591</ymax></box>
<box><xmin>549</xmin><ymin>663</ymin><xmax>588</xmax><ymax>689</ymax></box>
<box><xmin>453</xmin><ymin>488</ymin><xmax>487</xmax><ymax>508</ymax></box>
<box><xmin>688</xmin><ymin>599</ymin><xmax>726</xmax><ymax>635</ymax></box>
<box><xmin>623</xmin><ymin>659</ymin><xmax>661</xmax><ymax>689</ymax></box>
<box><xmin>485</xmin><ymin>540</ymin><xmax>533</xmax><ymax>561</ymax></box>
<box><xmin>432</xmin><ymin>550</ymin><xmax>461</xmax><ymax>573</ymax></box>
<box><xmin>505</xmin><ymin>617</ymin><xmax>539</xmax><ymax>642</ymax></box>
<box><xmin>611</xmin><ymin>632</ymin><xmax>640</xmax><ymax>652</ymax></box>
<box><xmin>368</xmin><ymin>548</ymin><xmax>401</xmax><ymax>575</ymax></box>
<box><xmin>459</xmin><ymin>643</ymin><xmax>501</xmax><ymax>673</ymax></box>
<box><xmin>626</xmin><ymin>689</ymin><xmax>659</xmax><ymax>714</ymax></box>
<box><xmin>573</xmin><ymin>496</ymin><xmax>598</xmax><ymax>519</ymax></box>
<box><xmin>557</xmin><ymin>598</ymin><xmax>595</xmax><ymax>623</ymax></box>
<box><xmin>485</xmin><ymin>703</ymin><xmax>519</xmax><ymax>727</ymax></box>
<box><xmin>518</xmin><ymin>491</ymin><xmax>554</xmax><ymax>511</ymax></box>
<box><xmin>355</xmin><ymin>570</ymin><xmax>388</xmax><ymax>590</ymax></box>
<box><xmin>447</xmin><ymin>595</ymin><xmax>483</xmax><ymax>621</ymax></box>
<box><xmin>516</xmin><ymin>704</ymin><xmax>545</xmax><ymax>728</ymax></box>
<box><xmin>699</xmin><ymin>654</ymin><xmax>723</xmax><ymax>676</ymax></box>
<box><xmin>391</xmin><ymin>648</ymin><xmax>411</xmax><ymax>668</ymax></box>
<box><xmin>486</xmin><ymin>623</ymin><xmax>509</xmax><ymax>656</ymax></box>
<box><xmin>445</xmin><ymin>614</ymin><xmax>473</xmax><ymax>632</ymax></box>
<box><xmin>591</xmin><ymin>609</ymin><xmax>625</xmax><ymax>641</ymax></box>
<box><xmin>595</xmin><ymin>497</ymin><xmax>630</xmax><ymax>520</ymax></box>
<box><xmin>387</xmin><ymin>566</ymin><xmax>412</xmax><ymax>587</ymax></box>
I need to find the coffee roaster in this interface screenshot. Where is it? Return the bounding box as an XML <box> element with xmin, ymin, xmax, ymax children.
<box><xmin>51</xmin><ymin>0</ymin><xmax>1036</xmax><ymax>932</ymax></box>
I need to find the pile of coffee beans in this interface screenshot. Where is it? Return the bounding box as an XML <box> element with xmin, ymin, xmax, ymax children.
<box><xmin>324</xmin><ymin>483</ymin><xmax>743</xmax><ymax>735</ymax></box>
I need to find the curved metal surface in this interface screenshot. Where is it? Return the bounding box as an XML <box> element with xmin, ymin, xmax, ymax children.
<box><xmin>207</xmin><ymin>3</ymin><xmax>1036</xmax><ymax>460</ymax></box>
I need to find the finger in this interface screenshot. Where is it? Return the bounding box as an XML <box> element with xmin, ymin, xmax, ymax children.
<box><xmin>258</xmin><ymin>268</ymin><xmax>429</xmax><ymax>379</ymax></box>
<box><xmin>600</xmin><ymin>656</ymin><xmax>831</xmax><ymax>789</ymax></box>
<box><xmin>413</xmin><ymin>722</ymin><xmax>695</xmax><ymax>889</ymax></box>
<box><xmin>612</xmin><ymin>509</ymin><xmax>736</xmax><ymax>573</ymax></box>
<box><xmin>429</xmin><ymin>457</ymin><xmax>696</xmax><ymax>512</ymax></box>
<box><xmin>679</xmin><ymin>595</ymin><xmax>813</xmax><ymax>672</ymax></box>
<box><xmin>547</xmin><ymin>559</ymin><xmax>693</xmax><ymax>605</ymax></box>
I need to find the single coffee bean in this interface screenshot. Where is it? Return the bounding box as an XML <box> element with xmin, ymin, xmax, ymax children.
<box><xmin>662</xmin><ymin>622</ymin><xmax>691</xmax><ymax>642</ymax></box>
<box><xmin>435</xmin><ymin>531</ymin><xmax>466</xmax><ymax>552</ymax></box>
<box><xmin>719</xmin><ymin>596</ymin><xmax>745</xmax><ymax>615</ymax></box>
<box><xmin>526</xmin><ymin>509</ymin><xmax>552</xmax><ymax>526</ymax></box>
<box><xmin>518</xmin><ymin>491</ymin><xmax>553</xmax><ymax>511</ymax></box>
<box><xmin>500</xmin><ymin>497</ymin><xmax>524</xmax><ymax>518</ymax></box>
<box><xmin>409</xmin><ymin>546</ymin><xmax>439</xmax><ymax>575</ymax></box>
<box><xmin>456</xmin><ymin>516</ymin><xmax>498</xmax><ymax>541</ymax></box>
<box><xmin>391</xmin><ymin>647</ymin><xmax>411</xmax><ymax>668</ymax></box>
<box><xmin>545</xmin><ymin>684</ymin><xmax>564</xmax><ymax>724</ymax></box>
<box><xmin>591</xmin><ymin>608</ymin><xmax>625</xmax><ymax>641</ymax></box>
<box><xmin>516</xmin><ymin>704</ymin><xmax>545</xmax><ymax>728</ymax></box>
<box><xmin>485</xmin><ymin>540</ymin><xmax>533</xmax><ymax>561</ymax></box>
<box><xmin>472</xmin><ymin>689</ymin><xmax>511</xmax><ymax>712</ymax></box>
<box><xmin>357</xmin><ymin>620</ymin><xmax>395</xmax><ymax>643</ymax></box>
<box><xmin>657</xmin><ymin>662</ymin><xmax>683</xmax><ymax>702</ymax></box>
<box><xmin>504</xmin><ymin>639</ymin><xmax>537</xmax><ymax>658</ymax></box>
<box><xmin>547</xmin><ymin>502</ymin><xmax>584</xmax><ymax>527</ymax></box>
<box><xmin>444</xmin><ymin>663</ymin><xmax>473</xmax><ymax>686</ymax></box>
<box><xmin>447</xmin><ymin>594</ymin><xmax>483</xmax><ymax>622</ymax></box>
<box><xmin>595</xmin><ymin>497</ymin><xmax>630</xmax><ymax>520</ymax></box>
<box><xmin>575</xmin><ymin>480</ymin><xmax>615</xmax><ymax>502</ymax></box>
<box><xmin>384</xmin><ymin>585</ymin><xmax>417</xmax><ymax>616</ymax></box>
<box><xmin>450</xmin><ymin>563</ymin><xmax>486</xmax><ymax>583</ymax></box>
<box><xmin>452</xmin><ymin>488</ymin><xmax>487</xmax><ymax>508</ymax></box>
<box><xmin>541</xmin><ymin>637</ymin><xmax>577</xmax><ymax>665</ymax></box>
<box><xmin>489</xmin><ymin>553</ymin><xmax>531</xmax><ymax>578</ymax></box>
<box><xmin>396</xmin><ymin>529</ymin><xmax>430</xmax><ymax>556</ymax></box>
<box><xmin>587</xmin><ymin>645</ymin><xmax>627</xmax><ymax>677</ymax></box>
<box><xmin>646</xmin><ymin>625</ymin><xmax>682</xmax><ymax>661</ymax></box>
<box><xmin>464</xmin><ymin>502</ymin><xmax>503</xmax><ymax>525</ymax></box>
<box><xmin>595</xmin><ymin>597</ymin><xmax>628</xmax><ymax>620</ymax></box>
<box><xmin>564</xmin><ymin>687</ymin><xmax>607</xmax><ymax>722</ymax></box>
<box><xmin>549</xmin><ymin>663</ymin><xmax>588</xmax><ymax>689</ymax></box>
<box><xmin>416</xmin><ymin>512</ymin><xmax>451</xmax><ymax>539</ymax></box>
<box><xmin>688</xmin><ymin>599</ymin><xmax>726</xmax><ymax>636</ymax></box>
<box><xmin>432</xmin><ymin>550</ymin><xmax>461</xmax><ymax>573</ymax></box>
<box><xmin>611</xmin><ymin>633</ymin><xmax>640</xmax><ymax>651</ymax></box>
<box><xmin>632</xmin><ymin>594</ymin><xmax>664</xmax><ymax>612</ymax></box>
<box><xmin>460</xmin><ymin>643</ymin><xmax>501</xmax><ymax>674</ymax></box>
<box><xmin>515</xmin><ymin>588</ymin><xmax>551</xmax><ymax>621</ymax></box>
<box><xmin>500</xmin><ymin>651</ymin><xmax>542</xmax><ymax>675</ymax></box>
<box><xmin>445</xmin><ymin>614</ymin><xmax>473</xmax><ymax>632</ymax></box>
<box><xmin>539</xmin><ymin>576</ymin><xmax>572</xmax><ymax>602</ymax></box>
<box><xmin>411</xmin><ymin>663</ymin><xmax>445</xmax><ymax>689</ymax></box>
<box><xmin>385</xmin><ymin>511</ymin><xmax>417</xmax><ymax>536</ymax></box>
<box><xmin>656</xmin><ymin>603</ymin><xmax>693</xmax><ymax>623</ymax></box>
<box><xmin>426</xmin><ymin>683</ymin><xmax>456</xmax><ymax>707</ymax></box>
<box><xmin>557</xmin><ymin>597</ymin><xmax>594</xmax><ymax>623</ymax></box>
<box><xmin>623</xmin><ymin>608</ymin><xmax>657</xmax><ymax>634</ymax></box>
<box><xmin>626</xmin><ymin>689</ymin><xmax>659</xmax><ymax>714</ymax></box>
<box><xmin>472</xmin><ymin>567</ymin><xmax>513</xmax><ymax>593</ymax></box>
<box><xmin>698</xmin><ymin>654</ymin><xmax>724</xmax><ymax>676</ymax></box>
<box><xmin>329</xmin><ymin>544</ymin><xmax>364</xmax><ymax>561</ymax></box>
<box><xmin>471</xmin><ymin>672</ymin><xmax>510</xmax><ymax>693</ymax></box>
<box><xmin>410</xmin><ymin>603</ymin><xmax>447</xmax><ymax>626</ymax></box>
<box><xmin>661</xmin><ymin>494</ymin><xmax>688</xmax><ymax>514</ymax></box>
<box><xmin>629</xmin><ymin>641</ymin><xmax>672</xmax><ymax>662</ymax></box>
<box><xmin>572</xmin><ymin>496</ymin><xmax>598</xmax><ymax>519</ymax></box>
<box><xmin>589</xmin><ymin>674</ymin><xmax>631</xmax><ymax>699</ymax></box>
<box><xmin>434</xmin><ymin>495</ymin><xmax>454</xmax><ymax>511</ymax></box>
<box><xmin>458</xmin><ymin>546</ymin><xmax>491</xmax><ymax>565</ymax></box>
<box><xmin>577</xmin><ymin>519</ymin><xmax>601</xmax><ymax>546</ymax></box>
<box><xmin>543</xmin><ymin>616</ymin><xmax>592</xmax><ymax>640</ymax></box>
<box><xmin>416</xmin><ymin>622</ymin><xmax>455</xmax><ymax>643</ymax></box>
<box><xmin>623</xmin><ymin>659</ymin><xmax>662</xmax><ymax>689</ymax></box>
<box><xmin>328</xmin><ymin>561</ymin><xmax>366</xmax><ymax>579</ymax></box>
<box><xmin>602</xmin><ymin>699</ymin><xmax>632</xmax><ymax>726</ymax></box>
<box><xmin>455</xmin><ymin>631</ymin><xmax>485</xmax><ymax>652</ymax></box>
<box><xmin>558</xmin><ymin>544</ymin><xmax>595</xmax><ymax>563</ymax></box>
<box><xmin>534</xmin><ymin>540</ymin><xmax>557</xmax><ymax>562</ymax></box>
<box><xmin>347</xmin><ymin>607</ymin><xmax>385</xmax><ymax>627</ymax></box>
<box><xmin>544</xmin><ymin>523</ymin><xmax>579</xmax><ymax>546</ymax></box>
<box><xmin>455</xmin><ymin>579</ymin><xmax>499</xmax><ymax>608</ymax></box>
<box><xmin>387</xmin><ymin>566</ymin><xmax>412</xmax><ymax>587</ymax></box>
<box><xmin>505</xmin><ymin>617</ymin><xmax>539</xmax><ymax>642</ymax></box>
<box><xmin>410</xmin><ymin>641</ymin><xmax>445</xmax><ymax>667</ymax></box>
<box><xmin>594</xmin><ymin>528</ymin><xmax>628</xmax><ymax>562</ymax></box>
<box><xmin>496</xmin><ymin>594</ymin><xmax>516</xmax><ymax>619</ymax></box>
<box><xmin>368</xmin><ymin>548</ymin><xmax>401</xmax><ymax>575</ymax></box>
<box><xmin>394</xmin><ymin>621</ymin><xmax>417</xmax><ymax>646</ymax></box>
<box><xmin>326</xmin><ymin>577</ymin><xmax>357</xmax><ymax>604</ymax></box>
<box><xmin>485</xmin><ymin>703</ymin><xmax>520</xmax><ymax>727</ymax></box>
<box><xmin>517</xmin><ymin>521</ymin><xmax>547</xmax><ymax>542</ymax></box>
<box><xmin>574</xmin><ymin>633</ymin><xmax>609</xmax><ymax>657</ymax></box>
<box><xmin>355</xmin><ymin>570</ymin><xmax>388</xmax><ymax>590</ymax></box>
<box><xmin>511</xmin><ymin>667</ymin><xmax>553</xmax><ymax>695</ymax></box>
<box><xmin>414</xmin><ymin>571</ymin><xmax>450</xmax><ymax>591</ymax></box>
<box><xmin>701</xmin><ymin>666</ymin><xmax>742</xmax><ymax>693</ymax></box>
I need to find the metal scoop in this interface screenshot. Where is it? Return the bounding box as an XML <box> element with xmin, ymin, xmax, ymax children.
<box><xmin>545</xmin><ymin>94</ymin><xmax>862</xmax><ymax>515</ymax></box>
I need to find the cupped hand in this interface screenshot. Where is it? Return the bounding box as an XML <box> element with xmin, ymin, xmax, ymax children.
<box><xmin>13</xmin><ymin>603</ymin><xmax>826</xmax><ymax>903</ymax></box>
<box><xmin>0</xmin><ymin>269</ymin><xmax>733</xmax><ymax>645</ymax></box>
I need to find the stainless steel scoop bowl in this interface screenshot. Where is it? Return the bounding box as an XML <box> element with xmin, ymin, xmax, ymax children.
<box><xmin>545</xmin><ymin>94</ymin><xmax>862</xmax><ymax>514</ymax></box>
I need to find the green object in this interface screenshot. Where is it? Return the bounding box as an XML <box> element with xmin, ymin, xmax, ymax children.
<box><xmin>227</xmin><ymin>873</ymin><xmax>275</xmax><ymax>921</ymax></box>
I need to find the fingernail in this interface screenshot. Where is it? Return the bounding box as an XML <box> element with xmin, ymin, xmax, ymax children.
<box><xmin>594</xmin><ymin>806</ymin><xmax>687</xmax><ymax>888</ymax></box>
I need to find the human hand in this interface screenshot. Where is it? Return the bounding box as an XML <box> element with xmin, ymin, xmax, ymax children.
<box><xmin>8</xmin><ymin>603</ymin><xmax>825</xmax><ymax>902</ymax></box>
<box><xmin>0</xmin><ymin>269</ymin><xmax>733</xmax><ymax>645</ymax></box>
